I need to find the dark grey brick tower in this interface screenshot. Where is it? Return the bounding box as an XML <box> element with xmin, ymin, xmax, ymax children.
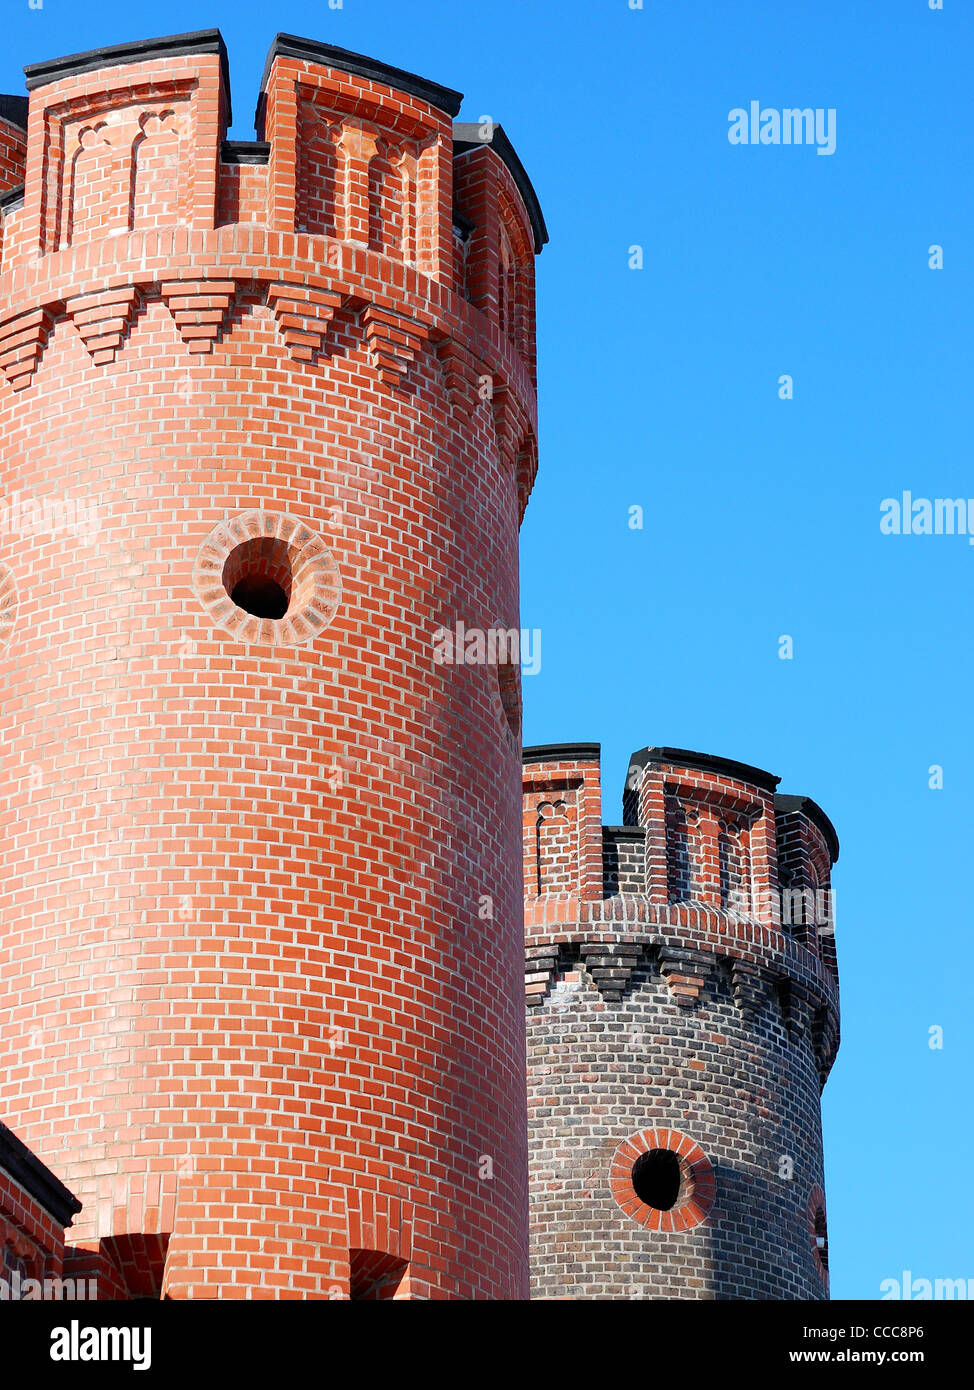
<box><xmin>522</xmin><ymin>744</ymin><xmax>839</xmax><ymax>1299</ymax></box>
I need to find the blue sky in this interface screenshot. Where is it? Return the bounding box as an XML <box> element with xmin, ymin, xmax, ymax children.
<box><xmin>4</xmin><ymin>0</ymin><xmax>971</xmax><ymax>1299</ymax></box>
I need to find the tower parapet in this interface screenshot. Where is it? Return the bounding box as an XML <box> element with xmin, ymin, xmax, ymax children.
<box><xmin>0</xmin><ymin>30</ymin><xmax>544</xmax><ymax>443</ymax></box>
<box><xmin>523</xmin><ymin>743</ymin><xmax>840</xmax><ymax>1299</ymax></box>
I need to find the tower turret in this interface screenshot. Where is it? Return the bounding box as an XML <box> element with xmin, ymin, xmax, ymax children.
<box><xmin>0</xmin><ymin>29</ymin><xmax>545</xmax><ymax>1300</ymax></box>
<box><xmin>523</xmin><ymin>744</ymin><xmax>840</xmax><ymax>1299</ymax></box>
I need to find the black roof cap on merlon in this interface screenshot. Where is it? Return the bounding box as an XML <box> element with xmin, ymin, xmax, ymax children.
<box><xmin>259</xmin><ymin>34</ymin><xmax>463</xmax><ymax>118</ymax></box>
<box><xmin>453</xmin><ymin>121</ymin><xmax>548</xmax><ymax>253</ymax></box>
<box><xmin>0</xmin><ymin>95</ymin><xmax>29</xmax><ymax>130</ymax></box>
<box><xmin>0</xmin><ymin>184</ymin><xmax>24</xmax><ymax>213</ymax></box>
<box><xmin>222</xmin><ymin>140</ymin><xmax>270</xmax><ymax>165</ymax></box>
<box><xmin>523</xmin><ymin>742</ymin><xmax>600</xmax><ymax>766</ymax></box>
<box><xmin>775</xmin><ymin>793</ymin><xmax>840</xmax><ymax>865</ymax></box>
<box><xmin>603</xmin><ymin>825</ymin><xmax>646</xmax><ymax>840</ymax></box>
<box><xmin>0</xmin><ymin>1119</ymin><xmax>82</xmax><ymax>1228</ymax></box>
<box><xmin>23</xmin><ymin>30</ymin><xmax>232</xmax><ymax>123</ymax></box>
<box><xmin>627</xmin><ymin>746</ymin><xmax>781</xmax><ymax>795</ymax></box>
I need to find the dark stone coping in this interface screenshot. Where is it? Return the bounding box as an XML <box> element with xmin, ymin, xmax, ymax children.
<box><xmin>775</xmin><ymin>794</ymin><xmax>840</xmax><ymax>864</ymax></box>
<box><xmin>0</xmin><ymin>95</ymin><xmax>28</xmax><ymax>130</ymax></box>
<box><xmin>258</xmin><ymin>34</ymin><xmax>463</xmax><ymax>118</ymax></box>
<box><xmin>0</xmin><ymin>1120</ymin><xmax>81</xmax><ymax>1228</ymax></box>
<box><xmin>603</xmin><ymin>826</ymin><xmax>646</xmax><ymax>840</ymax></box>
<box><xmin>222</xmin><ymin>140</ymin><xmax>270</xmax><ymax>165</ymax></box>
<box><xmin>453</xmin><ymin>121</ymin><xmax>548</xmax><ymax>253</ymax></box>
<box><xmin>523</xmin><ymin>742</ymin><xmax>600</xmax><ymax>766</ymax></box>
<box><xmin>628</xmin><ymin>746</ymin><xmax>781</xmax><ymax>794</ymax></box>
<box><xmin>23</xmin><ymin>29</ymin><xmax>232</xmax><ymax>123</ymax></box>
<box><xmin>0</xmin><ymin>184</ymin><xmax>24</xmax><ymax>213</ymax></box>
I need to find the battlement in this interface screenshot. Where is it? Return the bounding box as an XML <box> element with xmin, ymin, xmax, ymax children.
<box><xmin>0</xmin><ymin>29</ymin><xmax>544</xmax><ymax>375</ymax></box>
<box><xmin>522</xmin><ymin>742</ymin><xmax>840</xmax><ymax>1078</ymax></box>
<box><xmin>0</xmin><ymin>31</ymin><xmax>544</xmax><ymax>521</ymax></box>
<box><xmin>523</xmin><ymin>741</ymin><xmax>838</xmax><ymax>927</ymax></box>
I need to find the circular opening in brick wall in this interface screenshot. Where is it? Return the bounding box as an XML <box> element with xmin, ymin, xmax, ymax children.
<box><xmin>632</xmin><ymin>1149</ymin><xmax>682</xmax><ymax>1211</ymax></box>
<box><xmin>222</xmin><ymin>538</ymin><xmax>293</xmax><ymax>619</ymax></box>
<box><xmin>193</xmin><ymin>512</ymin><xmax>341</xmax><ymax>647</ymax></box>
<box><xmin>230</xmin><ymin>573</ymin><xmax>289</xmax><ymax>618</ymax></box>
<box><xmin>610</xmin><ymin>1129</ymin><xmax>715</xmax><ymax>1233</ymax></box>
<box><xmin>0</xmin><ymin>564</ymin><xmax>17</xmax><ymax>650</ymax></box>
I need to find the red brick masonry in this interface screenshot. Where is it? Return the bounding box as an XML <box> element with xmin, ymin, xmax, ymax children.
<box><xmin>0</xmin><ymin>30</ymin><xmax>545</xmax><ymax>1301</ymax></box>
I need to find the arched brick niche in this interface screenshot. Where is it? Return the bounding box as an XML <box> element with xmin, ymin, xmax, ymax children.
<box><xmin>609</xmin><ymin>1128</ymin><xmax>716</xmax><ymax>1233</ymax></box>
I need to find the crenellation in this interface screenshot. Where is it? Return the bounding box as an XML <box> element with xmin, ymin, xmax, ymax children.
<box><xmin>775</xmin><ymin>794</ymin><xmax>837</xmax><ymax>968</ymax></box>
<box><xmin>452</xmin><ymin>123</ymin><xmax>542</xmax><ymax>374</ymax></box>
<box><xmin>0</xmin><ymin>35</ymin><xmax>543</xmax><ymax>469</ymax></box>
<box><xmin>1</xmin><ymin>31</ymin><xmax>544</xmax><ymax>358</ymax></box>
<box><xmin>260</xmin><ymin>41</ymin><xmax>457</xmax><ymax>279</ymax></box>
<box><xmin>25</xmin><ymin>52</ymin><xmax>227</xmax><ymax>255</ymax></box>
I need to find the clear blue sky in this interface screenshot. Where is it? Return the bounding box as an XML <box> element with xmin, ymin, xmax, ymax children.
<box><xmin>5</xmin><ymin>0</ymin><xmax>970</xmax><ymax>1300</ymax></box>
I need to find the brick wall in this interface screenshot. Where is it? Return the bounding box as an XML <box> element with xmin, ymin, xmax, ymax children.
<box><xmin>0</xmin><ymin>30</ymin><xmax>546</xmax><ymax>1300</ymax></box>
<box><xmin>523</xmin><ymin>745</ymin><xmax>840</xmax><ymax>1299</ymax></box>
<box><xmin>0</xmin><ymin>113</ymin><xmax>26</xmax><ymax>194</ymax></box>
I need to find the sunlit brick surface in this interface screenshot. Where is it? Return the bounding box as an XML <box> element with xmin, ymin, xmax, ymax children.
<box><xmin>0</xmin><ymin>31</ymin><xmax>544</xmax><ymax>1300</ymax></box>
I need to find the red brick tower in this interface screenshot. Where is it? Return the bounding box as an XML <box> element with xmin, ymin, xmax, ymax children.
<box><xmin>522</xmin><ymin>745</ymin><xmax>840</xmax><ymax>1299</ymax></box>
<box><xmin>0</xmin><ymin>30</ymin><xmax>545</xmax><ymax>1299</ymax></box>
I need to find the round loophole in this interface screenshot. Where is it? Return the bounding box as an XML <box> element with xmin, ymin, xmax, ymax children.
<box><xmin>193</xmin><ymin>511</ymin><xmax>342</xmax><ymax>647</ymax></box>
<box><xmin>610</xmin><ymin>1128</ymin><xmax>715</xmax><ymax>1231</ymax></box>
<box><xmin>631</xmin><ymin>1149</ymin><xmax>683</xmax><ymax>1212</ymax></box>
<box><xmin>222</xmin><ymin>538</ymin><xmax>294</xmax><ymax>619</ymax></box>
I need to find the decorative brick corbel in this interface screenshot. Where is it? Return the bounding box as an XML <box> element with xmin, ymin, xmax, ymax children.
<box><xmin>730</xmin><ymin>959</ymin><xmax>769</xmax><ymax>1020</ymax></box>
<box><xmin>0</xmin><ymin>304</ymin><xmax>59</xmax><ymax>390</ymax></box>
<box><xmin>266</xmin><ymin>282</ymin><xmax>343</xmax><ymax>362</ymax></box>
<box><xmin>525</xmin><ymin>944</ymin><xmax>560</xmax><ymax>1008</ymax></box>
<box><xmin>515</xmin><ymin>433</ymin><xmax>539</xmax><ymax>522</ymax></box>
<box><xmin>580</xmin><ymin>940</ymin><xmax>642</xmax><ymax>1003</ymax></box>
<box><xmin>658</xmin><ymin>946</ymin><xmax>714</xmax><ymax>1009</ymax></box>
<box><xmin>66</xmin><ymin>285</ymin><xmax>141</xmax><ymax>365</ymax></box>
<box><xmin>362</xmin><ymin>305</ymin><xmax>429</xmax><ymax>388</ymax></box>
<box><xmin>160</xmin><ymin>279</ymin><xmax>237</xmax><ymax>353</ymax></box>
<box><xmin>811</xmin><ymin>1002</ymin><xmax>839</xmax><ymax>1087</ymax></box>
<box><xmin>787</xmin><ymin>988</ymin><xmax>812</xmax><ymax>1040</ymax></box>
<box><xmin>434</xmin><ymin>336</ymin><xmax>481</xmax><ymax>415</ymax></box>
<box><xmin>490</xmin><ymin>382</ymin><xmax>530</xmax><ymax>472</ymax></box>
